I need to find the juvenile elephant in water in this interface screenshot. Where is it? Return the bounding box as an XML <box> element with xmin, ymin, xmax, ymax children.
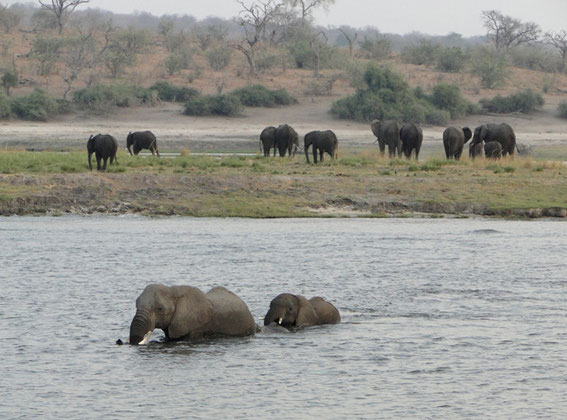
<box><xmin>400</xmin><ymin>123</ymin><xmax>423</xmax><ymax>160</ymax></box>
<box><xmin>129</xmin><ymin>284</ymin><xmax>258</xmax><ymax>345</ymax></box>
<box><xmin>470</xmin><ymin>123</ymin><xmax>516</xmax><ymax>156</ymax></box>
<box><xmin>304</xmin><ymin>130</ymin><xmax>338</xmax><ymax>163</ymax></box>
<box><xmin>443</xmin><ymin>126</ymin><xmax>472</xmax><ymax>160</ymax></box>
<box><xmin>370</xmin><ymin>120</ymin><xmax>402</xmax><ymax>157</ymax></box>
<box><xmin>87</xmin><ymin>134</ymin><xmax>118</xmax><ymax>171</ymax></box>
<box><xmin>484</xmin><ymin>141</ymin><xmax>503</xmax><ymax>159</ymax></box>
<box><xmin>259</xmin><ymin>126</ymin><xmax>276</xmax><ymax>157</ymax></box>
<box><xmin>127</xmin><ymin>131</ymin><xmax>160</xmax><ymax>157</ymax></box>
<box><xmin>264</xmin><ymin>293</ymin><xmax>340</xmax><ymax>328</ymax></box>
<box><xmin>274</xmin><ymin>124</ymin><xmax>299</xmax><ymax>157</ymax></box>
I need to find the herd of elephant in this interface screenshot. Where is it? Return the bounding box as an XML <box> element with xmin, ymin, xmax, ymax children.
<box><xmin>125</xmin><ymin>284</ymin><xmax>340</xmax><ymax>345</ymax></box>
<box><xmin>259</xmin><ymin>121</ymin><xmax>517</xmax><ymax>163</ymax></box>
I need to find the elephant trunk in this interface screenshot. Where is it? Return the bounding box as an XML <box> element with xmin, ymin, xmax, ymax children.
<box><xmin>88</xmin><ymin>152</ymin><xmax>93</xmax><ymax>171</ymax></box>
<box><xmin>129</xmin><ymin>308</ymin><xmax>154</xmax><ymax>345</ymax></box>
<box><xmin>264</xmin><ymin>307</ymin><xmax>284</xmax><ymax>326</ymax></box>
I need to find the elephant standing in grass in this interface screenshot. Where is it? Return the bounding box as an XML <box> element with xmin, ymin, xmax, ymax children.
<box><xmin>304</xmin><ymin>130</ymin><xmax>338</xmax><ymax>163</ymax></box>
<box><xmin>469</xmin><ymin>142</ymin><xmax>483</xmax><ymax>159</ymax></box>
<box><xmin>129</xmin><ymin>284</ymin><xmax>258</xmax><ymax>345</ymax></box>
<box><xmin>259</xmin><ymin>126</ymin><xmax>277</xmax><ymax>157</ymax></box>
<box><xmin>370</xmin><ymin>120</ymin><xmax>402</xmax><ymax>158</ymax></box>
<box><xmin>400</xmin><ymin>123</ymin><xmax>423</xmax><ymax>160</ymax></box>
<box><xmin>87</xmin><ymin>134</ymin><xmax>118</xmax><ymax>171</ymax></box>
<box><xmin>443</xmin><ymin>126</ymin><xmax>472</xmax><ymax>160</ymax></box>
<box><xmin>274</xmin><ymin>124</ymin><xmax>299</xmax><ymax>157</ymax></box>
<box><xmin>264</xmin><ymin>293</ymin><xmax>340</xmax><ymax>328</ymax></box>
<box><xmin>127</xmin><ymin>131</ymin><xmax>160</xmax><ymax>157</ymax></box>
<box><xmin>484</xmin><ymin>141</ymin><xmax>503</xmax><ymax>159</ymax></box>
<box><xmin>470</xmin><ymin>123</ymin><xmax>516</xmax><ymax>156</ymax></box>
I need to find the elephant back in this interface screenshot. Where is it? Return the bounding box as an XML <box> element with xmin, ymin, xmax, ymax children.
<box><xmin>206</xmin><ymin>287</ymin><xmax>257</xmax><ymax>336</ymax></box>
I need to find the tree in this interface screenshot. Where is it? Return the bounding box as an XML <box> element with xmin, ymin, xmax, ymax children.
<box><xmin>1</xmin><ymin>68</ymin><xmax>18</xmax><ymax>96</ymax></box>
<box><xmin>284</xmin><ymin>0</ymin><xmax>335</xmax><ymax>28</ymax></box>
<box><xmin>309</xmin><ymin>30</ymin><xmax>327</xmax><ymax>76</ymax></box>
<box><xmin>234</xmin><ymin>0</ymin><xmax>283</xmax><ymax>76</ymax></box>
<box><xmin>38</xmin><ymin>0</ymin><xmax>90</xmax><ymax>34</ymax></box>
<box><xmin>0</xmin><ymin>5</ymin><xmax>22</xmax><ymax>33</ymax></box>
<box><xmin>338</xmin><ymin>27</ymin><xmax>357</xmax><ymax>57</ymax></box>
<box><xmin>60</xmin><ymin>34</ymin><xmax>95</xmax><ymax>99</ymax></box>
<box><xmin>545</xmin><ymin>30</ymin><xmax>567</xmax><ymax>73</ymax></box>
<box><xmin>481</xmin><ymin>10</ymin><xmax>540</xmax><ymax>50</ymax></box>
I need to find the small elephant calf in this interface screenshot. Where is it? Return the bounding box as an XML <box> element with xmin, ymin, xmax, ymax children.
<box><xmin>264</xmin><ymin>293</ymin><xmax>340</xmax><ymax>328</ymax></box>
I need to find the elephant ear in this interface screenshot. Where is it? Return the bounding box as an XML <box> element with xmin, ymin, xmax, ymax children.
<box><xmin>463</xmin><ymin>127</ymin><xmax>472</xmax><ymax>143</ymax></box>
<box><xmin>479</xmin><ymin>125</ymin><xmax>488</xmax><ymax>141</ymax></box>
<box><xmin>168</xmin><ymin>286</ymin><xmax>213</xmax><ymax>339</ymax></box>
<box><xmin>295</xmin><ymin>295</ymin><xmax>319</xmax><ymax>327</ymax></box>
<box><xmin>370</xmin><ymin>120</ymin><xmax>381</xmax><ymax>138</ymax></box>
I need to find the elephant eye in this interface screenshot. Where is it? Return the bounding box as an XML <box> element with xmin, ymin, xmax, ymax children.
<box><xmin>157</xmin><ymin>305</ymin><xmax>165</xmax><ymax>312</ymax></box>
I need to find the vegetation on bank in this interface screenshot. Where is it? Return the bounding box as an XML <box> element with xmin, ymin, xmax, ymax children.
<box><xmin>479</xmin><ymin>89</ymin><xmax>545</xmax><ymax>113</ymax></box>
<box><xmin>0</xmin><ymin>150</ymin><xmax>565</xmax><ymax>217</ymax></box>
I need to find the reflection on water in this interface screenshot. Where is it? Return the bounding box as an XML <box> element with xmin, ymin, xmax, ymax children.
<box><xmin>1</xmin><ymin>217</ymin><xmax>567</xmax><ymax>418</ymax></box>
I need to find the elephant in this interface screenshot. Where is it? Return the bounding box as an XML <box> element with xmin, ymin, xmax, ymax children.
<box><xmin>87</xmin><ymin>134</ymin><xmax>118</xmax><ymax>171</ymax></box>
<box><xmin>274</xmin><ymin>124</ymin><xmax>299</xmax><ymax>157</ymax></box>
<box><xmin>484</xmin><ymin>141</ymin><xmax>503</xmax><ymax>159</ymax></box>
<box><xmin>259</xmin><ymin>126</ymin><xmax>277</xmax><ymax>157</ymax></box>
<box><xmin>304</xmin><ymin>130</ymin><xmax>338</xmax><ymax>163</ymax></box>
<box><xmin>469</xmin><ymin>142</ymin><xmax>483</xmax><ymax>159</ymax></box>
<box><xmin>263</xmin><ymin>293</ymin><xmax>340</xmax><ymax>328</ymax></box>
<box><xmin>470</xmin><ymin>123</ymin><xmax>517</xmax><ymax>156</ymax></box>
<box><xmin>127</xmin><ymin>130</ymin><xmax>160</xmax><ymax>157</ymax></box>
<box><xmin>129</xmin><ymin>284</ymin><xmax>258</xmax><ymax>345</ymax></box>
<box><xmin>400</xmin><ymin>123</ymin><xmax>423</xmax><ymax>160</ymax></box>
<box><xmin>443</xmin><ymin>126</ymin><xmax>472</xmax><ymax>160</ymax></box>
<box><xmin>370</xmin><ymin>120</ymin><xmax>402</xmax><ymax>158</ymax></box>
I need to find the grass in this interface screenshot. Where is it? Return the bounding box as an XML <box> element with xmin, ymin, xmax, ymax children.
<box><xmin>0</xmin><ymin>149</ymin><xmax>566</xmax><ymax>217</ymax></box>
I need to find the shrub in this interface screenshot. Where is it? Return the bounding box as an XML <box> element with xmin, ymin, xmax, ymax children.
<box><xmin>1</xmin><ymin>68</ymin><xmax>18</xmax><ymax>96</ymax></box>
<box><xmin>359</xmin><ymin>36</ymin><xmax>392</xmax><ymax>60</ymax></box>
<box><xmin>206</xmin><ymin>45</ymin><xmax>232</xmax><ymax>71</ymax></box>
<box><xmin>231</xmin><ymin>85</ymin><xmax>297</xmax><ymax>107</ymax></box>
<box><xmin>30</xmin><ymin>36</ymin><xmax>64</xmax><ymax>75</ymax></box>
<box><xmin>509</xmin><ymin>46</ymin><xmax>560</xmax><ymax>73</ymax></box>
<box><xmin>150</xmin><ymin>81</ymin><xmax>199</xmax><ymax>102</ymax></box>
<box><xmin>401</xmin><ymin>40</ymin><xmax>440</xmax><ymax>66</ymax></box>
<box><xmin>479</xmin><ymin>89</ymin><xmax>544</xmax><ymax>113</ymax></box>
<box><xmin>558</xmin><ymin>101</ymin><xmax>567</xmax><ymax>119</ymax></box>
<box><xmin>435</xmin><ymin>47</ymin><xmax>468</xmax><ymax>73</ymax></box>
<box><xmin>74</xmin><ymin>84</ymin><xmax>155</xmax><ymax>112</ymax></box>
<box><xmin>0</xmin><ymin>92</ymin><xmax>10</xmax><ymax>119</ymax></box>
<box><xmin>429</xmin><ymin>83</ymin><xmax>475</xmax><ymax>119</ymax></box>
<box><xmin>183</xmin><ymin>94</ymin><xmax>242</xmax><ymax>116</ymax></box>
<box><xmin>10</xmin><ymin>88</ymin><xmax>59</xmax><ymax>121</ymax></box>
<box><xmin>470</xmin><ymin>46</ymin><xmax>510</xmax><ymax>89</ymax></box>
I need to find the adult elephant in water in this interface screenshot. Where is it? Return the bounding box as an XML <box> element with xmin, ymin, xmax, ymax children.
<box><xmin>470</xmin><ymin>123</ymin><xmax>517</xmax><ymax>156</ymax></box>
<box><xmin>304</xmin><ymin>130</ymin><xmax>338</xmax><ymax>163</ymax></box>
<box><xmin>443</xmin><ymin>126</ymin><xmax>472</xmax><ymax>160</ymax></box>
<box><xmin>127</xmin><ymin>130</ymin><xmax>160</xmax><ymax>157</ymax></box>
<box><xmin>129</xmin><ymin>284</ymin><xmax>258</xmax><ymax>345</ymax></box>
<box><xmin>400</xmin><ymin>123</ymin><xmax>423</xmax><ymax>160</ymax></box>
<box><xmin>370</xmin><ymin>120</ymin><xmax>402</xmax><ymax>158</ymax></box>
<box><xmin>274</xmin><ymin>124</ymin><xmax>299</xmax><ymax>157</ymax></box>
<box><xmin>264</xmin><ymin>293</ymin><xmax>340</xmax><ymax>328</ymax></box>
<box><xmin>87</xmin><ymin>134</ymin><xmax>118</xmax><ymax>171</ymax></box>
<box><xmin>259</xmin><ymin>126</ymin><xmax>276</xmax><ymax>157</ymax></box>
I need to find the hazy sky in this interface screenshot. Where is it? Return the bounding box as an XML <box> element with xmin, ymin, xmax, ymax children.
<box><xmin>43</xmin><ymin>0</ymin><xmax>567</xmax><ymax>36</ymax></box>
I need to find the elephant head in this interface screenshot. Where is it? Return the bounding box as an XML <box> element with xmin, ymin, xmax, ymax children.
<box><xmin>471</xmin><ymin>124</ymin><xmax>488</xmax><ymax>147</ymax></box>
<box><xmin>264</xmin><ymin>293</ymin><xmax>318</xmax><ymax>327</ymax></box>
<box><xmin>87</xmin><ymin>134</ymin><xmax>97</xmax><ymax>171</ymax></box>
<box><xmin>129</xmin><ymin>284</ymin><xmax>213</xmax><ymax>345</ymax></box>
<box><xmin>126</xmin><ymin>132</ymin><xmax>134</xmax><ymax>156</ymax></box>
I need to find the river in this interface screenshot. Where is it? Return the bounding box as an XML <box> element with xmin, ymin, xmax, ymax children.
<box><xmin>1</xmin><ymin>217</ymin><xmax>566</xmax><ymax>418</ymax></box>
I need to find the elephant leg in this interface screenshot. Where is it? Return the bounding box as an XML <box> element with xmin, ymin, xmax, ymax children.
<box><xmin>378</xmin><ymin>138</ymin><xmax>385</xmax><ymax>156</ymax></box>
<box><xmin>455</xmin><ymin>146</ymin><xmax>463</xmax><ymax>161</ymax></box>
<box><xmin>319</xmin><ymin>150</ymin><xmax>324</xmax><ymax>162</ymax></box>
<box><xmin>96</xmin><ymin>153</ymin><xmax>102</xmax><ymax>171</ymax></box>
<box><xmin>103</xmin><ymin>157</ymin><xmax>109</xmax><ymax>170</ymax></box>
<box><xmin>313</xmin><ymin>148</ymin><xmax>318</xmax><ymax>163</ymax></box>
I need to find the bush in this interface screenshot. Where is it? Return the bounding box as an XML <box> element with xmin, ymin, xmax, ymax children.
<box><xmin>74</xmin><ymin>84</ymin><xmax>155</xmax><ymax>112</ymax></box>
<box><xmin>479</xmin><ymin>89</ymin><xmax>544</xmax><ymax>113</ymax></box>
<box><xmin>401</xmin><ymin>40</ymin><xmax>440</xmax><ymax>66</ymax></box>
<box><xmin>10</xmin><ymin>88</ymin><xmax>59</xmax><ymax>121</ymax></box>
<box><xmin>435</xmin><ymin>47</ymin><xmax>468</xmax><ymax>73</ymax></box>
<box><xmin>509</xmin><ymin>46</ymin><xmax>561</xmax><ymax>73</ymax></box>
<box><xmin>206</xmin><ymin>45</ymin><xmax>232</xmax><ymax>71</ymax></box>
<box><xmin>359</xmin><ymin>36</ymin><xmax>392</xmax><ymax>60</ymax></box>
<box><xmin>429</xmin><ymin>83</ymin><xmax>475</xmax><ymax>119</ymax></box>
<box><xmin>470</xmin><ymin>46</ymin><xmax>509</xmax><ymax>89</ymax></box>
<box><xmin>183</xmin><ymin>94</ymin><xmax>242</xmax><ymax>116</ymax></box>
<box><xmin>0</xmin><ymin>92</ymin><xmax>10</xmax><ymax>119</ymax></box>
<box><xmin>558</xmin><ymin>101</ymin><xmax>567</xmax><ymax>119</ymax></box>
<box><xmin>231</xmin><ymin>85</ymin><xmax>297</xmax><ymax>107</ymax></box>
<box><xmin>150</xmin><ymin>81</ymin><xmax>199</xmax><ymax>102</ymax></box>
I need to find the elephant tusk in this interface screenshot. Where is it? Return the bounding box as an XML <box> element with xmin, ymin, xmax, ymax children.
<box><xmin>138</xmin><ymin>330</ymin><xmax>153</xmax><ymax>345</ymax></box>
<box><xmin>278</xmin><ymin>318</ymin><xmax>283</xmax><ymax>325</ymax></box>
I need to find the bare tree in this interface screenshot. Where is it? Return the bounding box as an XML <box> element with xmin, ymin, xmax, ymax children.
<box><xmin>481</xmin><ymin>10</ymin><xmax>540</xmax><ymax>50</ymax></box>
<box><xmin>545</xmin><ymin>30</ymin><xmax>567</xmax><ymax>73</ymax></box>
<box><xmin>338</xmin><ymin>26</ymin><xmax>357</xmax><ymax>57</ymax></box>
<box><xmin>285</xmin><ymin>0</ymin><xmax>334</xmax><ymax>27</ymax></box>
<box><xmin>61</xmin><ymin>33</ymin><xmax>95</xmax><ymax>99</ymax></box>
<box><xmin>310</xmin><ymin>30</ymin><xmax>327</xmax><ymax>76</ymax></box>
<box><xmin>38</xmin><ymin>0</ymin><xmax>90</xmax><ymax>34</ymax></box>
<box><xmin>234</xmin><ymin>0</ymin><xmax>283</xmax><ymax>76</ymax></box>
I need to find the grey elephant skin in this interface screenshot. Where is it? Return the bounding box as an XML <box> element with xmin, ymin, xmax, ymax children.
<box><xmin>484</xmin><ymin>141</ymin><xmax>503</xmax><ymax>159</ymax></box>
<box><xmin>87</xmin><ymin>134</ymin><xmax>118</xmax><ymax>171</ymax></box>
<box><xmin>469</xmin><ymin>142</ymin><xmax>483</xmax><ymax>159</ymax></box>
<box><xmin>370</xmin><ymin>120</ymin><xmax>402</xmax><ymax>158</ymax></box>
<box><xmin>264</xmin><ymin>293</ymin><xmax>340</xmax><ymax>328</ymax></box>
<box><xmin>400</xmin><ymin>123</ymin><xmax>423</xmax><ymax>159</ymax></box>
<box><xmin>129</xmin><ymin>284</ymin><xmax>258</xmax><ymax>345</ymax></box>
<box><xmin>274</xmin><ymin>124</ymin><xmax>299</xmax><ymax>157</ymax></box>
<box><xmin>443</xmin><ymin>126</ymin><xmax>472</xmax><ymax>160</ymax></box>
<box><xmin>304</xmin><ymin>130</ymin><xmax>338</xmax><ymax>163</ymax></box>
<box><xmin>127</xmin><ymin>131</ymin><xmax>160</xmax><ymax>157</ymax></box>
<box><xmin>470</xmin><ymin>123</ymin><xmax>517</xmax><ymax>156</ymax></box>
<box><xmin>259</xmin><ymin>126</ymin><xmax>276</xmax><ymax>157</ymax></box>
